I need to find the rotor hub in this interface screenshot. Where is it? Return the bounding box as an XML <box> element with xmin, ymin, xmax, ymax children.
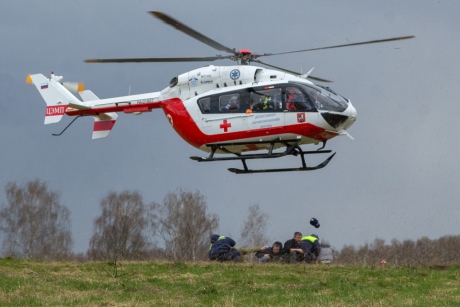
<box><xmin>238</xmin><ymin>49</ymin><xmax>252</xmax><ymax>55</ymax></box>
<box><xmin>232</xmin><ymin>49</ymin><xmax>259</xmax><ymax>65</ymax></box>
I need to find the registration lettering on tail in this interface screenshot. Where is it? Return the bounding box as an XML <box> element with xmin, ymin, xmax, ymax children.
<box><xmin>46</xmin><ymin>105</ymin><xmax>68</xmax><ymax>116</ymax></box>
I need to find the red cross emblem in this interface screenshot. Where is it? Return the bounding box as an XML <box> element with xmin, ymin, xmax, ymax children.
<box><xmin>220</xmin><ymin>119</ymin><xmax>232</xmax><ymax>132</ymax></box>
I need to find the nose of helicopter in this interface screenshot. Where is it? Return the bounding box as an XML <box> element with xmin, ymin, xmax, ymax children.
<box><xmin>342</xmin><ymin>102</ymin><xmax>357</xmax><ymax>130</ymax></box>
<box><xmin>350</xmin><ymin>103</ymin><xmax>357</xmax><ymax>121</ymax></box>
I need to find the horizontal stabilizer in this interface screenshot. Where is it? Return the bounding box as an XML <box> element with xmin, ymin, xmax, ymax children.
<box><xmin>79</xmin><ymin>90</ymin><xmax>99</xmax><ymax>102</ymax></box>
<box><xmin>93</xmin><ymin>112</ymin><xmax>118</xmax><ymax>139</ymax></box>
<box><xmin>68</xmin><ymin>102</ymin><xmax>91</xmax><ymax>110</ymax></box>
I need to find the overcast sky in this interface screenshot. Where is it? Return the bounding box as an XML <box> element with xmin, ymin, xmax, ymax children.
<box><xmin>1</xmin><ymin>1</ymin><xmax>459</xmax><ymax>253</ymax></box>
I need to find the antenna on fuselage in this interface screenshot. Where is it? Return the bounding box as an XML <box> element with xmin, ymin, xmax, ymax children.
<box><xmin>300</xmin><ymin>67</ymin><xmax>315</xmax><ymax>79</ymax></box>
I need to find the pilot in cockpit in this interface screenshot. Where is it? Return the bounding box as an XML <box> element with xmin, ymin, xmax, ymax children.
<box><xmin>286</xmin><ymin>88</ymin><xmax>299</xmax><ymax>110</ymax></box>
<box><xmin>286</xmin><ymin>87</ymin><xmax>311</xmax><ymax>111</ymax></box>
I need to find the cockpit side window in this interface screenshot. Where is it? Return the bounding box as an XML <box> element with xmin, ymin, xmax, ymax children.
<box><xmin>285</xmin><ymin>86</ymin><xmax>315</xmax><ymax>112</ymax></box>
<box><xmin>299</xmin><ymin>84</ymin><xmax>348</xmax><ymax>112</ymax></box>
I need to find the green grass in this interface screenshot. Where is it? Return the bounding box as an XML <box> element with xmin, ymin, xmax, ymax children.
<box><xmin>0</xmin><ymin>258</ymin><xmax>459</xmax><ymax>306</ymax></box>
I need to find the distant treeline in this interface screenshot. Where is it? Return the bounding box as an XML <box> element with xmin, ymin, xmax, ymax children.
<box><xmin>1</xmin><ymin>180</ymin><xmax>459</xmax><ymax>265</ymax></box>
<box><xmin>337</xmin><ymin>236</ymin><xmax>460</xmax><ymax>266</ymax></box>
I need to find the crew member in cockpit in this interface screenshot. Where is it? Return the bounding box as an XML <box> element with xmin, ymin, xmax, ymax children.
<box><xmin>286</xmin><ymin>87</ymin><xmax>311</xmax><ymax>111</ymax></box>
<box><xmin>286</xmin><ymin>88</ymin><xmax>298</xmax><ymax>110</ymax></box>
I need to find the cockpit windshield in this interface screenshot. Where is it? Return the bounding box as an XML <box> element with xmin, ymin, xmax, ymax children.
<box><xmin>295</xmin><ymin>83</ymin><xmax>348</xmax><ymax>112</ymax></box>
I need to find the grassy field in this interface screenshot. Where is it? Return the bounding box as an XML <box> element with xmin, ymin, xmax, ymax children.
<box><xmin>0</xmin><ymin>258</ymin><xmax>459</xmax><ymax>306</ymax></box>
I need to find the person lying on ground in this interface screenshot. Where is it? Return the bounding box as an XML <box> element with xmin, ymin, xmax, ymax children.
<box><xmin>254</xmin><ymin>241</ymin><xmax>285</xmax><ymax>263</ymax></box>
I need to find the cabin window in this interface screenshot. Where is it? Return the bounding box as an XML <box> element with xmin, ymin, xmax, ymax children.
<box><xmin>285</xmin><ymin>86</ymin><xmax>314</xmax><ymax>112</ymax></box>
<box><xmin>219</xmin><ymin>94</ymin><xmax>240</xmax><ymax>112</ymax></box>
<box><xmin>198</xmin><ymin>97</ymin><xmax>211</xmax><ymax>113</ymax></box>
<box><xmin>249</xmin><ymin>88</ymin><xmax>282</xmax><ymax>112</ymax></box>
<box><xmin>197</xmin><ymin>90</ymin><xmax>247</xmax><ymax>114</ymax></box>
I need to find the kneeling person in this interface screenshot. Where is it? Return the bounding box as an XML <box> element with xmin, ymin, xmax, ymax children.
<box><xmin>283</xmin><ymin>232</ymin><xmax>304</xmax><ymax>263</ymax></box>
<box><xmin>208</xmin><ymin>234</ymin><xmax>240</xmax><ymax>263</ymax></box>
<box><xmin>301</xmin><ymin>234</ymin><xmax>320</xmax><ymax>264</ymax></box>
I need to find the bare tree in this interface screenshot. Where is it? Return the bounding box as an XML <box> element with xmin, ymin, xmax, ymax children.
<box><xmin>0</xmin><ymin>179</ymin><xmax>73</xmax><ymax>259</ymax></box>
<box><xmin>88</xmin><ymin>190</ymin><xmax>151</xmax><ymax>261</ymax></box>
<box><xmin>240</xmin><ymin>204</ymin><xmax>269</xmax><ymax>248</ymax></box>
<box><xmin>151</xmin><ymin>188</ymin><xmax>219</xmax><ymax>261</ymax></box>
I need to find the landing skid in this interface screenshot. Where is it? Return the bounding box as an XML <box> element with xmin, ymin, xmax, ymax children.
<box><xmin>190</xmin><ymin>139</ymin><xmax>336</xmax><ymax>174</ymax></box>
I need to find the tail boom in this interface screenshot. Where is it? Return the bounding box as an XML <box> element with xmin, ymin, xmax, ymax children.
<box><xmin>65</xmin><ymin>100</ymin><xmax>162</xmax><ymax>116</ymax></box>
<box><xmin>29</xmin><ymin>72</ymin><xmax>162</xmax><ymax>138</ymax></box>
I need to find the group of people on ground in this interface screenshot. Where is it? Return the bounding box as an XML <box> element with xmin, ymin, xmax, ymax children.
<box><xmin>208</xmin><ymin>231</ymin><xmax>336</xmax><ymax>264</ymax></box>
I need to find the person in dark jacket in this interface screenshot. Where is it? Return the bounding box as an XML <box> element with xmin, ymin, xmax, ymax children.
<box><xmin>283</xmin><ymin>232</ymin><xmax>304</xmax><ymax>263</ymax></box>
<box><xmin>254</xmin><ymin>241</ymin><xmax>284</xmax><ymax>263</ymax></box>
<box><xmin>301</xmin><ymin>234</ymin><xmax>320</xmax><ymax>263</ymax></box>
<box><xmin>208</xmin><ymin>234</ymin><xmax>240</xmax><ymax>263</ymax></box>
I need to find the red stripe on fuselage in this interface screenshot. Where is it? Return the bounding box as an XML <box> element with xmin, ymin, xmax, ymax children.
<box><xmin>64</xmin><ymin>97</ymin><xmax>336</xmax><ymax>149</ymax></box>
<box><xmin>161</xmin><ymin>98</ymin><xmax>337</xmax><ymax>149</ymax></box>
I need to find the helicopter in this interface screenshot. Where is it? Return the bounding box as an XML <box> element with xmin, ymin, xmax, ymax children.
<box><xmin>27</xmin><ymin>11</ymin><xmax>414</xmax><ymax>174</ymax></box>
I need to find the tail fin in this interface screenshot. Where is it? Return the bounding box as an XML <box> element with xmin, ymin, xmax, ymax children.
<box><xmin>28</xmin><ymin>73</ymin><xmax>81</xmax><ymax>124</ymax></box>
<box><xmin>78</xmin><ymin>90</ymin><xmax>118</xmax><ymax>139</ymax></box>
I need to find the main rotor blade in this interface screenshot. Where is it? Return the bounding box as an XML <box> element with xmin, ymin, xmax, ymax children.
<box><xmin>254</xmin><ymin>60</ymin><xmax>332</xmax><ymax>83</ymax></box>
<box><xmin>85</xmin><ymin>55</ymin><xmax>232</xmax><ymax>63</ymax></box>
<box><xmin>263</xmin><ymin>35</ymin><xmax>415</xmax><ymax>57</ymax></box>
<box><xmin>150</xmin><ymin>11</ymin><xmax>236</xmax><ymax>55</ymax></box>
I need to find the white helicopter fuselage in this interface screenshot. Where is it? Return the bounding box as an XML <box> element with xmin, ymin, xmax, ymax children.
<box><xmin>158</xmin><ymin>64</ymin><xmax>357</xmax><ymax>153</ymax></box>
<box><xmin>29</xmin><ymin>64</ymin><xmax>356</xmax><ymax>154</ymax></box>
